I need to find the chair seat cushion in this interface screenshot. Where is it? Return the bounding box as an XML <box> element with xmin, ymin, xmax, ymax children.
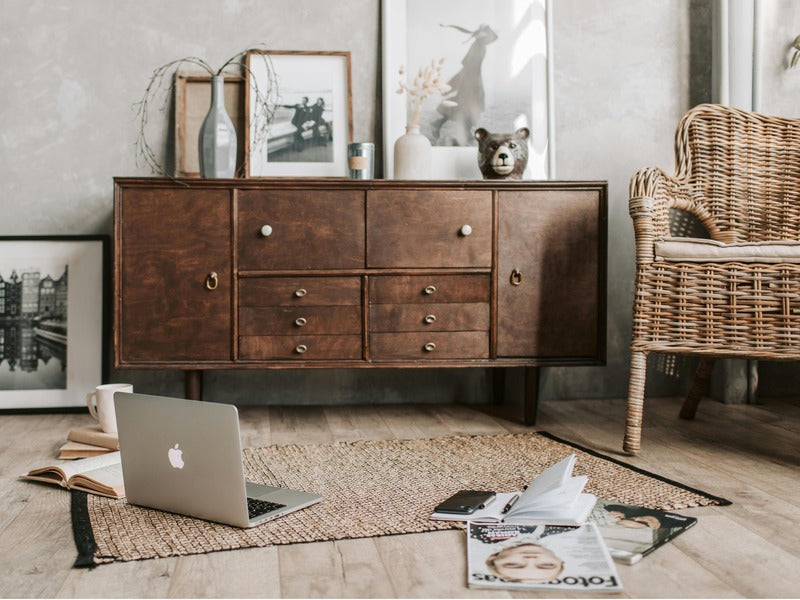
<box><xmin>654</xmin><ymin>237</ymin><xmax>800</xmax><ymax>263</ymax></box>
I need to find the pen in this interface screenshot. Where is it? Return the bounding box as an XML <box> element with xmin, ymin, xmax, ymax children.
<box><xmin>502</xmin><ymin>493</ymin><xmax>520</xmax><ymax>514</ymax></box>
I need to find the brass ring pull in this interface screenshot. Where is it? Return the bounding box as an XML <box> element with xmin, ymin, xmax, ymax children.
<box><xmin>424</xmin><ymin>285</ymin><xmax>437</xmax><ymax>295</ymax></box>
<box><xmin>510</xmin><ymin>269</ymin><xmax>523</xmax><ymax>286</ymax></box>
<box><xmin>295</xmin><ymin>344</ymin><xmax>308</xmax><ymax>354</ymax></box>
<box><xmin>294</xmin><ymin>288</ymin><xmax>308</xmax><ymax>298</ymax></box>
<box><xmin>424</xmin><ymin>314</ymin><xmax>437</xmax><ymax>325</ymax></box>
<box><xmin>424</xmin><ymin>342</ymin><xmax>436</xmax><ymax>352</ymax></box>
<box><xmin>205</xmin><ymin>272</ymin><xmax>219</xmax><ymax>290</ymax></box>
<box><xmin>294</xmin><ymin>317</ymin><xmax>307</xmax><ymax>327</ymax></box>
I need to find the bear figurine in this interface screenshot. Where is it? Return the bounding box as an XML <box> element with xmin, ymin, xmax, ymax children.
<box><xmin>474</xmin><ymin>127</ymin><xmax>530</xmax><ymax>180</ymax></box>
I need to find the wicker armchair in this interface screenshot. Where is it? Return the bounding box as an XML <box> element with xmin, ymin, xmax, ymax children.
<box><xmin>625</xmin><ymin>103</ymin><xmax>800</xmax><ymax>454</ymax></box>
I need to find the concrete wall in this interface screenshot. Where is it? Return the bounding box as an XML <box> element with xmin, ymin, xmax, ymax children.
<box><xmin>4</xmin><ymin>0</ymin><xmax>796</xmax><ymax>406</ymax></box>
<box><xmin>746</xmin><ymin>0</ymin><xmax>800</xmax><ymax>396</ymax></box>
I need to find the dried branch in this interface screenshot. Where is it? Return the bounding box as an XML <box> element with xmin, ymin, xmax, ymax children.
<box><xmin>133</xmin><ymin>48</ymin><xmax>277</xmax><ymax>178</ymax></box>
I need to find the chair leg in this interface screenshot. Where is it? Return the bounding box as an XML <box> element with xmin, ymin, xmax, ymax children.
<box><xmin>679</xmin><ymin>357</ymin><xmax>715</xmax><ymax>419</ymax></box>
<box><xmin>624</xmin><ymin>350</ymin><xmax>648</xmax><ymax>455</ymax></box>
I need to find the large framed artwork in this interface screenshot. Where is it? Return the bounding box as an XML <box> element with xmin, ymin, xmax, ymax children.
<box><xmin>382</xmin><ymin>0</ymin><xmax>554</xmax><ymax>180</ymax></box>
<box><xmin>0</xmin><ymin>236</ymin><xmax>108</xmax><ymax>410</ymax></box>
<box><xmin>245</xmin><ymin>50</ymin><xmax>353</xmax><ymax>177</ymax></box>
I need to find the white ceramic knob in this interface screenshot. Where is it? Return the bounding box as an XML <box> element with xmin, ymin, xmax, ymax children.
<box><xmin>260</xmin><ymin>224</ymin><xmax>273</xmax><ymax>237</ymax></box>
<box><xmin>460</xmin><ymin>224</ymin><xmax>472</xmax><ymax>236</ymax></box>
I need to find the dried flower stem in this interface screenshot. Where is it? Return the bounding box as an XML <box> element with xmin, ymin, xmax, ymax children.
<box><xmin>396</xmin><ymin>57</ymin><xmax>452</xmax><ymax>128</ymax></box>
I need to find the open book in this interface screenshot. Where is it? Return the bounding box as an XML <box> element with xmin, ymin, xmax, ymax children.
<box><xmin>431</xmin><ymin>454</ymin><xmax>596</xmax><ymax>526</ymax></box>
<box><xmin>21</xmin><ymin>451</ymin><xmax>125</xmax><ymax>499</ymax></box>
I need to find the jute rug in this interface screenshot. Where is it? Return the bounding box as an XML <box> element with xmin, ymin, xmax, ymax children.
<box><xmin>71</xmin><ymin>431</ymin><xmax>730</xmax><ymax>567</ymax></box>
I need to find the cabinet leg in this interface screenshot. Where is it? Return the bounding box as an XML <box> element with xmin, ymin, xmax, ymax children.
<box><xmin>185</xmin><ymin>370</ymin><xmax>203</xmax><ymax>401</ymax></box>
<box><xmin>492</xmin><ymin>367</ymin><xmax>507</xmax><ymax>404</ymax></box>
<box><xmin>523</xmin><ymin>366</ymin><xmax>540</xmax><ymax>426</ymax></box>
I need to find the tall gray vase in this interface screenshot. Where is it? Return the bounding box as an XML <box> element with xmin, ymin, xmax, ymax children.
<box><xmin>198</xmin><ymin>75</ymin><xmax>237</xmax><ymax>178</ymax></box>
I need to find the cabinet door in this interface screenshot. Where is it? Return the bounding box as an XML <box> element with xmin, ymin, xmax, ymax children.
<box><xmin>117</xmin><ymin>187</ymin><xmax>232</xmax><ymax>363</ymax></box>
<box><xmin>497</xmin><ymin>189</ymin><xmax>604</xmax><ymax>359</ymax></box>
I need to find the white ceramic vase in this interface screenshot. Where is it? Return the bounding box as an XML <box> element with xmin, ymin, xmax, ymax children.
<box><xmin>393</xmin><ymin>125</ymin><xmax>432</xmax><ymax>180</ymax></box>
<box><xmin>198</xmin><ymin>75</ymin><xmax>237</xmax><ymax>178</ymax></box>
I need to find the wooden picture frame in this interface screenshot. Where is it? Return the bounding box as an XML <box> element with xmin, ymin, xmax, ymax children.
<box><xmin>245</xmin><ymin>50</ymin><xmax>353</xmax><ymax>177</ymax></box>
<box><xmin>174</xmin><ymin>71</ymin><xmax>246</xmax><ymax>178</ymax></box>
<box><xmin>0</xmin><ymin>236</ymin><xmax>109</xmax><ymax>410</ymax></box>
<box><xmin>382</xmin><ymin>0</ymin><xmax>555</xmax><ymax>180</ymax></box>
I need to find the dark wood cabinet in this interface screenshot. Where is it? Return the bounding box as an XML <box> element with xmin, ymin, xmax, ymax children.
<box><xmin>114</xmin><ymin>178</ymin><xmax>606</xmax><ymax>423</ymax></box>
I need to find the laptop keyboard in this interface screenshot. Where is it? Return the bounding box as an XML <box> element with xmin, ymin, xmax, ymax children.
<box><xmin>247</xmin><ymin>497</ymin><xmax>286</xmax><ymax>519</ymax></box>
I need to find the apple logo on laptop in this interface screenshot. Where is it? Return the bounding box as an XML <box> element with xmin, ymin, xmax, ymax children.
<box><xmin>168</xmin><ymin>443</ymin><xmax>184</xmax><ymax>469</ymax></box>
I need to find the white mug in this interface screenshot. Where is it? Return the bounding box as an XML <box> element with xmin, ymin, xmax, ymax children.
<box><xmin>86</xmin><ymin>383</ymin><xmax>133</xmax><ymax>433</ymax></box>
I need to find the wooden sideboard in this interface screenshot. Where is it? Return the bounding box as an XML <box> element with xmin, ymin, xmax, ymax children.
<box><xmin>113</xmin><ymin>178</ymin><xmax>607</xmax><ymax>423</ymax></box>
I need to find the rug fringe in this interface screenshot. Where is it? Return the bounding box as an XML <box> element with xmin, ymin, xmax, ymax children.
<box><xmin>71</xmin><ymin>490</ymin><xmax>98</xmax><ymax>568</ymax></box>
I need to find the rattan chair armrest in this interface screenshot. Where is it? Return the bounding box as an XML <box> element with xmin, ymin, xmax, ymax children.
<box><xmin>629</xmin><ymin>167</ymin><xmax>683</xmax><ymax>264</ymax></box>
<box><xmin>629</xmin><ymin>167</ymin><xmax>733</xmax><ymax>265</ymax></box>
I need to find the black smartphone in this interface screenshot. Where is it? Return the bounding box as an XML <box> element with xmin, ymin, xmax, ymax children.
<box><xmin>434</xmin><ymin>490</ymin><xmax>497</xmax><ymax>514</ymax></box>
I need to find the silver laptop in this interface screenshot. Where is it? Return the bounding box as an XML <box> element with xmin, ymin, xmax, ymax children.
<box><xmin>114</xmin><ymin>392</ymin><xmax>323</xmax><ymax>528</ymax></box>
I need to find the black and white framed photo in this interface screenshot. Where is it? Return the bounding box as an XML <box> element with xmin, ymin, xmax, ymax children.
<box><xmin>0</xmin><ymin>236</ymin><xmax>108</xmax><ymax>410</ymax></box>
<box><xmin>245</xmin><ymin>50</ymin><xmax>353</xmax><ymax>177</ymax></box>
<box><xmin>382</xmin><ymin>0</ymin><xmax>554</xmax><ymax>179</ymax></box>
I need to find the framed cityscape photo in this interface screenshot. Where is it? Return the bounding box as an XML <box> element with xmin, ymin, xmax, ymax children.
<box><xmin>245</xmin><ymin>50</ymin><xmax>353</xmax><ymax>177</ymax></box>
<box><xmin>0</xmin><ymin>236</ymin><xmax>109</xmax><ymax>410</ymax></box>
<box><xmin>382</xmin><ymin>0</ymin><xmax>554</xmax><ymax>179</ymax></box>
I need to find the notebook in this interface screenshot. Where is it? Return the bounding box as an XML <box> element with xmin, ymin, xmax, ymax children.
<box><xmin>114</xmin><ymin>392</ymin><xmax>323</xmax><ymax>528</ymax></box>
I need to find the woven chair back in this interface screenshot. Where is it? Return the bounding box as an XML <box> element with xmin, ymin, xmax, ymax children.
<box><xmin>675</xmin><ymin>103</ymin><xmax>800</xmax><ymax>243</ymax></box>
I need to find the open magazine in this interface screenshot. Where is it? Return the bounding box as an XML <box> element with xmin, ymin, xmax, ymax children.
<box><xmin>467</xmin><ymin>521</ymin><xmax>622</xmax><ymax>592</ymax></box>
<box><xmin>590</xmin><ymin>499</ymin><xmax>697</xmax><ymax>565</ymax></box>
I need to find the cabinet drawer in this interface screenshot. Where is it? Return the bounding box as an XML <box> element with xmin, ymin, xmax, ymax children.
<box><xmin>370</xmin><ymin>332</ymin><xmax>489</xmax><ymax>360</ymax></box>
<box><xmin>238</xmin><ymin>190</ymin><xmax>365</xmax><ymax>270</ymax></box>
<box><xmin>240</xmin><ymin>277</ymin><xmax>361</xmax><ymax>306</ymax></box>
<box><xmin>370</xmin><ymin>303</ymin><xmax>489</xmax><ymax>332</ymax></box>
<box><xmin>239</xmin><ymin>335</ymin><xmax>362</xmax><ymax>360</ymax></box>
<box><xmin>367</xmin><ymin>190</ymin><xmax>492</xmax><ymax>268</ymax></box>
<box><xmin>370</xmin><ymin>275</ymin><xmax>490</xmax><ymax>304</ymax></box>
<box><xmin>240</xmin><ymin>306</ymin><xmax>361</xmax><ymax>335</ymax></box>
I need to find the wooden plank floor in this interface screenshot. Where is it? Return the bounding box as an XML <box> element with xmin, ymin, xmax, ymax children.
<box><xmin>1</xmin><ymin>396</ymin><xmax>798</xmax><ymax>598</ymax></box>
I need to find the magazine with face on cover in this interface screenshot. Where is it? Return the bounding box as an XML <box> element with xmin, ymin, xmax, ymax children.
<box><xmin>589</xmin><ymin>499</ymin><xmax>698</xmax><ymax>565</ymax></box>
<box><xmin>467</xmin><ymin>521</ymin><xmax>622</xmax><ymax>592</ymax></box>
